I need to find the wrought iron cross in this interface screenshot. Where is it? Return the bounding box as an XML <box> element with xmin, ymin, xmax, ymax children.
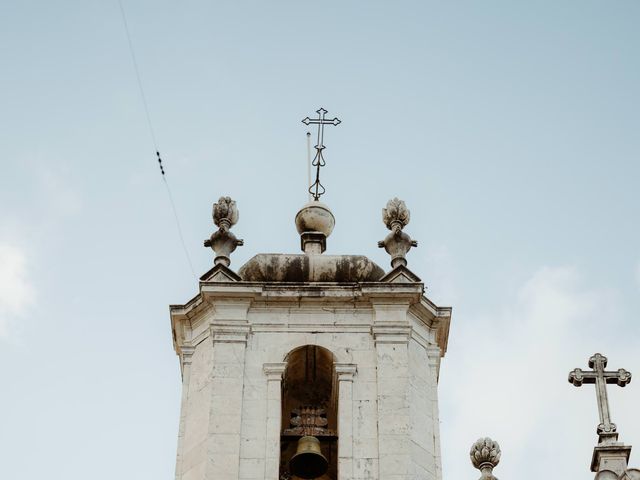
<box><xmin>302</xmin><ymin>108</ymin><xmax>341</xmax><ymax>201</ymax></box>
<box><xmin>569</xmin><ymin>353</ymin><xmax>632</xmax><ymax>442</ymax></box>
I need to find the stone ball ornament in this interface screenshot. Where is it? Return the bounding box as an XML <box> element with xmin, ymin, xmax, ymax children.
<box><xmin>295</xmin><ymin>201</ymin><xmax>335</xmax><ymax>237</ymax></box>
<box><xmin>470</xmin><ymin>437</ymin><xmax>501</xmax><ymax>480</ymax></box>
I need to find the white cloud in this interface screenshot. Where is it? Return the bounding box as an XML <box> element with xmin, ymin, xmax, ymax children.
<box><xmin>0</xmin><ymin>243</ymin><xmax>34</xmax><ymax>337</ymax></box>
<box><xmin>440</xmin><ymin>266</ymin><xmax>635</xmax><ymax>480</ymax></box>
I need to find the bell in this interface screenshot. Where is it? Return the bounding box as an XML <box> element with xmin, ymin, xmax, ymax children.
<box><xmin>289</xmin><ymin>435</ymin><xmax>328</xmax><ymax>479</ymax></box>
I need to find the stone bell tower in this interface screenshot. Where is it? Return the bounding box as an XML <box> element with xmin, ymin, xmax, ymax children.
<box><xmin>170</xmin><ymin>109</ymin><xmax>450</xmax><ymax>480</ymax></box>
<box><xmin>170</xmin><ymin>194</ymin><xmax>451</xmax><ymax>480</ymax></box>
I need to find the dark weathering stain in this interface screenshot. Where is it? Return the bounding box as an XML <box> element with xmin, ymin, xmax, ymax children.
<box><xmin>238</xmin><ymin>254</ymin><xmax>384</xmax><ymax>283</ymax></box>
<box><xmin>325</xmin><ymin>257</ymin><xmax>358</xmax><ymax>282</ymax></box>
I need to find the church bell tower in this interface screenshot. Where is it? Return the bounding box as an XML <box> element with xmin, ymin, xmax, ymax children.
<box><xmin>169</xmin><ymin>111</ymin><xmax>451</xmax><ymax>480</ymax></box>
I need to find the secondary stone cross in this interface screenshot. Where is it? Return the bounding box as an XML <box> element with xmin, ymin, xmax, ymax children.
<box><xmin>569</xmin><ymin>353</ymin><xmax>632</xmax><ymax>443</ymax></box>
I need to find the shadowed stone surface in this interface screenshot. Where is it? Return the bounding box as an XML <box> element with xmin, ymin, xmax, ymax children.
<box><xmin>238</xmin><ymin>254</ymin><xmax>385</xmax><ymax>283</ymax></box>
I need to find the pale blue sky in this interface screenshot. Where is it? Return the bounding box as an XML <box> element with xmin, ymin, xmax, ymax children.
<box><xmin>1</xmin><ymin>1</ymin><xmax>639</xmax><ymax>479</ymax></box>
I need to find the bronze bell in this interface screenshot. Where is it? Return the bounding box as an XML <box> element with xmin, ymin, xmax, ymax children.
<box><xmin>289</xmin><ymin>435</ymin><xmax>328</xmax><ymax>479</ymax></box>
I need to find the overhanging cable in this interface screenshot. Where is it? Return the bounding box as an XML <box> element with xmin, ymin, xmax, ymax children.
<box><xmin>117</xmin><ymin>0</ymin><xmax>196</xmax><ymax>278</ymax></box>
<box><xmin>117</xmin><ymin>0</ymin><xmax>158</xmax><ymax>150</ymax></box>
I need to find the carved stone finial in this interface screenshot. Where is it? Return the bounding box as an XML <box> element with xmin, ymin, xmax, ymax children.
<box><xmin>382</xmin><ymin>197</ymin><xmax>411</xmax><ymax>230</ymax></box>
<box><xmin>470</xmin><ymin>437</ymin><xmax>501</xmax><ymax>480</ymax></box>
<box><xmin>378</xmin><ymin>198</ymin><xmax>418</xmax><ymax>268</ymax></box>
<box><xmin>212</xmin><ymin>196</ymin><xmax>239</xmax><ymax>231</ymax></box>
<box><xmin>204</xmin><ymin>196</ymin><xmax>243</xmax><ymax>266</ymax></box>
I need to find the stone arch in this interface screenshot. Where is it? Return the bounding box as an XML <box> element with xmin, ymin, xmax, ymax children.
<box><xmin>268</xmin><ymin>336</ymin><xmax>351</xmax><ymax>365</ymax></box>
<box><xmin>281</xmin><ymin>343</ymin><xmax>339</xmax><ymax>363</ymax></box>
<box><xmin>279</xmin><ymin>345</ymin><xmax>338</xmax><ymax>480</ymax></box>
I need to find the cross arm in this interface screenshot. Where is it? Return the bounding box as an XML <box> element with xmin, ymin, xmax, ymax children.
<box><xmin>569</xmin><ymin>368</ymin><xmax>597</xmax><ymax>386</ymax></box>
<box><xmin>568</xmin><ymin>368</ymin><xmax>632</xmax><ymax>387</ymax></box>
<box><xmin>603</xmin><ymin>369</ymin><xmax>632</xmax><ymax>386</ymax></box>
<box><xmin>302</xmin><ymin>117</ymin><xmax>341</xmax><ymax>126</ymax></box>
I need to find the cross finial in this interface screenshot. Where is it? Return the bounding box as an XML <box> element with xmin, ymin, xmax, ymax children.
<box><xmin>301</xmin><ymin>108</ymin><xmax>341</xmax><ymax>201</ymax></box>
<box><xmin>569</xmin><ymin>353</ymin><xmax>632</xmax><ymax>444</ymax></box>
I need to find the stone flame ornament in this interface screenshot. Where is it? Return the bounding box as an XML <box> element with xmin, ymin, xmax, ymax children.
<box><xmin>378</xmin><ymin>198</ymin><xmax>418</xmax><ymax>268</ymax></box>
<box><xmin>470</xmin><ymin>437</ymin><xmax>501</xmax><ymax>480</ymax></box>
<box><xmin>204</xmin><ymin>196</ymin><xmax>244</xmax><ymax>266</ymax></box>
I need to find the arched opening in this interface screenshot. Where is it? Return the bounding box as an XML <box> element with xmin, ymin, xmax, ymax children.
<box><xmin>279</xmin><ymin>345</ymin><xmax>338</xmax><ymax>480</ymax></box>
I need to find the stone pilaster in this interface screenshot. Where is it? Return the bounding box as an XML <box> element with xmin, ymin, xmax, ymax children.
<box><xmin>427</xmin><ymin>345</ymin><xmax>443</xmax><ymax>480</ymax></box>
<box><xmin>263</xmin><ymin>363</ymin><xmax>286</xmax><ymax>480</ymax></box>
<box><xmin>373</xmin><ymin>317</ymin><xmax>412</xmax><ymax>479</ymax></box>
<box><xmin>175</xmin><ymin>346</ymin><xmax>195</xmax><ymax>479</ymax></box>
<box><xmin>204</xmin><ymin>300</ymin><xmax>251</xmax><ymax>480</ymax></box>
<box><xmin>179</xmin><ymin>337</ymin><xmax>215</xmax><ymax>480</ymax></box>
<box><xmin>335</xmin><ymin>363</ymin><xmax>357</xmax><ymax>480</ymax></box>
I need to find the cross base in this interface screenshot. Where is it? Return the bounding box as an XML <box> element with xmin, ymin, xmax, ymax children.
<box><xmin>591</xmin><ymin>443</ymin><xmax>632</xmax><ymax>475</ymax></box>
<box><xmin>598</xmin><ymin>429</ymin><xmax>620</xmax><ymax>445</ymax></box>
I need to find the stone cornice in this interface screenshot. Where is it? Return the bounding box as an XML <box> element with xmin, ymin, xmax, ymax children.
<box><xmin>174</xmin><ymin>282</ymin><xmax>431</xmax><ymax>312</ymax></box>
<box><xmin>187</xmin><ymin>281</ymin><xmax>425</xmax><ymax>303</ymax></box>
<box><xmin>170</xmin><ymin>280</ymin><xmax>452</xmax><ymax>359</ymax></box>
<box><xmin>410</xmin><ymin>299</ymin><xmax>452</xmax><ymax>357</ymax></box>
<box><xmin>410</xmin><ymin>327</ymin><xmax>430</xmax><ymax>350</ymax></box>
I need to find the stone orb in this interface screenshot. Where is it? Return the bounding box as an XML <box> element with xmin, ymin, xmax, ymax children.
<box><xmin>295</xmin><ymin>201</ymin><xmax>335</xmax><ymax>237</ymax></box>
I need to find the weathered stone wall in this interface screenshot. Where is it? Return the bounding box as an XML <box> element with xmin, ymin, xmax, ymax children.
<box><xmin>179</xmin><ymin>338</ymin><xmax>213</xmax><ymax>480</ymax></box>
<box><xmin>172</xmin><ymin>286</ymin><xmax>448</xmax><ymax>480</ymax></box>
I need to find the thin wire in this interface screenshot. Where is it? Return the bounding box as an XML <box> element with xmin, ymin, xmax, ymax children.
<box><xmin>117</xmin><ymin>0</ymin><xmax>196</xmax><ymax>278</ymax></box>
<box><xmin>117</xmin><ymin>0</ymin><xmax>158</xmax><ymax>150</ymax></box>
<box><xmin>163</xmin><ymin>177</ymin><xmax>196</xmax><ymax>276</ymax></box>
